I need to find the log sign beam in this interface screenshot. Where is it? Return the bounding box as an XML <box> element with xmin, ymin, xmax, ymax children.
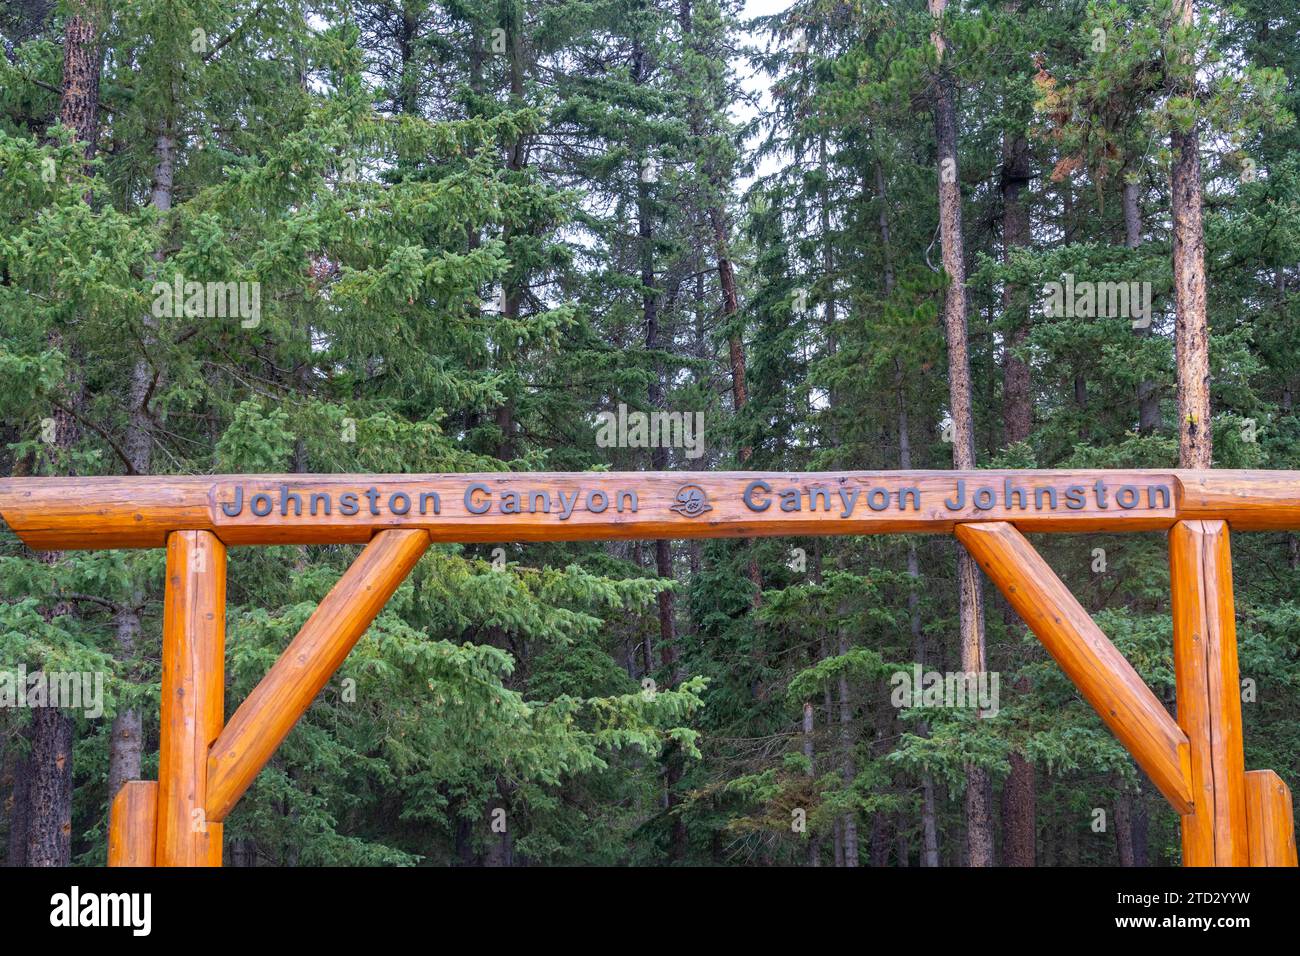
<box><xmin>15</xmin><ymin>472</ymin><xmax>1287</xmax><ymax>867</ymax></box>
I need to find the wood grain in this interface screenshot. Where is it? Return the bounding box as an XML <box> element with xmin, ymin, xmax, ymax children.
<box><xmin>156</xmin><ymin>530</ymin><xmax>226</xmax><ymax>867</ymax></box>
<box><xmin>1244</xmin><ymin>769</ymin><xmax>1299</xmax><ymax>866</ymax></box>
<box><xmin>205</xmin><ymin>529</ymin><xmax>430</xmax><ymax>821</ymax></box>
<box><xmin>107</xmin><ymin>780</ymin><xmax>157</xmax><ymax>867</ymax></box>
<box><xmin>1170</xmin><ymin>520</ymin><xmax>1249</xmax><ymax>866</ymax></box>
<box><xmin>956</xmin><ymin>522</ymin><xmax>1194</xmax><ymax>814</ymax></box>
<box><xmin>1179</xmin><ymin>470</ymin><xmax>1300</xmax><ymax>530</ymax></box>
<box><xmin>0</xmin><ymin>470</ymin><xmax>1187</xmax><ymax>550</ymax></box>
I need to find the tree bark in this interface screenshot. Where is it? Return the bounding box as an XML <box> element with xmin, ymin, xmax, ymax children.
<box><xmin>4</xmin><ymin>750</ymin><xmax>30</xmax><ymax>866</ymax></box>
<box><xmin>837</xmin><ymin>628</ymin><xmax>859</xmax><ymax>867</ymax></box>
<box><xmin>883</xmin><ymin>149</ymin><xmax>941</xmax><ymax>865</ymax></box>
<box><xmin>817</xmin><ymin>129</ymin><xmax>858</xmax><ymax>868</ymax></box>
<box><xmin>483</xmin><ymin>791</ymin><xmax>513</xmax><ymax>867</ymax></box>
<box><xmin>711</xmin><ymin>202</ymin><xmax>749</xmax><ymax>460</ymax></box>
<box><xmin>1115</xmin><ymin>779</ymin><xmax>1136</xmax><ymax>866</ymax></box>
<box><xmin>1001</xmin><ymin>749</ymin><xmax>1036</xmax><ymax>865</ymax></box>
<box><xmin>22</xmin><ymin>2</ymin><xmax>103</xmax><ymax>866</ymax></box>
<box><xmin>1001</xmin><ymin>133</ymin><xmax>1032</xmax><ymax>447</ymax></box>
<box><xmin>107</xmin><ymin>127</ymin><xmax>175</xmax><ymax>803</ymax></box>
<box><xmin>999</xmin><ymin>127</ymin><xmax>1038</xmax><ymax>867</ymax></box>
<box><xmin>829</xmin><ymin>681</ymin><xmax>843</xmax><ymax>867</ymax></box>
<box><xmin>25</xmin><ymin>707</ymin><xmax>73</xmax><ymax>866</ymax></box>
<box><xmin>678</xmin><ymin>0</ymin><xmax>759</xmax><ymax>600</ymax></box>
<box><xmin>1125</xmin><ymin>176</ymin><xmax>1162</xmax><ymax>434</ymax></box>
<box><xmin>930</xmin><ymin>0</ymin><xmax>993</xmax><ymax>867</ymax></box>
<box><xmin>1171</xmin><ymin>0</ymin><xmax>1212</xmax><ymax>468</ymax></box>
<box><xmin>58</xmin><ymin>2</ymin><xmax>100</xmax><ymax>169</ymax></box>
<box><xmin>1131</xmin><ymin>775</ymin><xmax>1151</xmax><ymax>866</ymax></box>
<box><xmin>803</xmin><ymin>700</ymin><xmax>820</xmax><ymax>866</ymax></box>
<box><xmin>494</xmin><ymin>8</ymin><xmax>529</xmax><ymax>460</ymax></box>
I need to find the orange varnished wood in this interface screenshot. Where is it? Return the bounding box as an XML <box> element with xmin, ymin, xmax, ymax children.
<box><xmin>5</xmin><ymin>466</ymin><xmax>1297</xmax><ymax>870</ymax></box>
<box><xmin>0</xmin><ymin>470</ymin><xmax>1184</xmax><ymax>550</ymax></box>
<box><xmin>205</xmin><ymin>529</ymin><xmax>431</xmax><ymax>821</ymax></box>
<box><xmin>1179</xmin><ymin>471</ymin><xmax>1300</xmax><ymax>531</ymax></box>
<box><xmin>107</xmin><ymin>781</ymin><xmax>157</xmax><ymax>867</ymax></box>
<box><xmin>156</xmin><ymin>531</ymin><xmax>226</xmax><ymax>867</ymax></box>
<box><xmin>1169</xmin><ymin>520</ymin><xmax>1249</xmax><ymax>866</ymax></box>
<box><xmin>1245</xmin><ymin>770</ymin><xmax>1299</xmax><ymax>866</ymax></box>
<box><xmin>0</xmin><ymin>477</ymin><xmax>212</xmax><ymax>549</ymax></box>
<box><xmin>955</xmin><ymin>522</ymin><xmax>1194</xmax><ymax>814</ymax></box>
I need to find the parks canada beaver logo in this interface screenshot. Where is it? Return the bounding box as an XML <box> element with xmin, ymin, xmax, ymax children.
<box><xmin>670</xmin><ymin>484</ymin><xmax>712</xmax><ymax>517</ymax></box>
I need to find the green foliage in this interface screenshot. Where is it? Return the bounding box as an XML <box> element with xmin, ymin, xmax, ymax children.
<box><xmin>2</xmin><ymin>0</ymin><xmax>1299</xmax><ymax>868</ymax></box>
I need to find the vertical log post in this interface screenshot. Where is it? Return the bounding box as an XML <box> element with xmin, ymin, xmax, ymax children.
<box><xmin>156</xmin><ymin>530</ymin><xmax>226</xmax><ymax>866</ymax></box>
<box><xmin>1169</xmin><ymin>520</ymin><xmax>1249</xmax><ymax>866</ymax></box>
<box><xmin>107</xmin><ymin>780</ymin><xmax>158</xmax><ymax>866</ymax></box>
<box><xmin>1245</xmin><ymin>770</ymin><xmax>1299</xmax><ymax>866</ymax></box>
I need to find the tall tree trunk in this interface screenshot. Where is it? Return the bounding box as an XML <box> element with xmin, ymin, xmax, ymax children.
<box><xmin>59</xmin><ymin>2</ymin><xmax>99</xmax><ymax>167</ymax></box>
<box><xmin>108</xmin><ymin>126</ymin><xmax>175</xmax><ymax>804</ymax></box>
<box><xmin>1131</xmin><ymin>775</ymin><xmax>1151</xmax><ymax>866</ymax></box>
<box><xmin>494</xmin><ymin>6</ymin><xmax>528</xmax><ymax>460</ymax></box>
<box><xmin>5</xmin><ymin>751</ymin><xmax>30</xmax><ymax>866</ymax></box>
<box><xmin>828</xmin><ymin>678</ymin><xmax>843</xmax><ymax>867</ymax></box>
<box><xmin>896</xmin><ymin>818</ymin><xmax>910</xmax><ymax>866</ymax></box>
<box><xmin>803</xmin><ymin>700</ymin><xmax>820</xmax><ymax>866</ymax></box>
<box><xmin>930</xmin><ymin>0</ymin><xmax>993</xmax><ymax>867</ymax></box>
<box><xmin>818</xmin><ymin>130</ymin><xmax>858</xmax><ymax>868</ymax></box>
<box><xmin>1000</xmin><ymin>133</ymin><xmax>1032</xmax><ymax>447</ymax></box>
<box><xmin>903</xmin><ymin>396</ymin><xmax>942</xmax><ymax>869</ymax></box>
<box><xmin>483</xmin><ymin>790</ymin><xmax>513</xmax><ymax>867</ymax></box>
<box><xmin>1126</xmin><ymin>175</ymin><xmax>1162</xmax><ymax>434</ymax></box>
<box><xmin>25</xmin><ymin>707</ymin><xmax>73</xmax><ymax>866</ymax></box>
<box><xmin>868</xmin><ymin>680</ymin><xmax>891</xmax><ymax>867</ymax></box>
<box><xmin>634</xmin><ymin>30</ymin><xmax>685</xmax><ymax>861</ymax></box>
<box><xmin>1114</xmin><ymin>778</ymin><xmax>1136</xmax><ymax>866</ymax></box>
<box><xmin>836</xmin><ymin>629</ymin><xmax>859</xmax><ymax>867</ymax></box>
<box><xmin>881</xmin><ymin>153</ymin><xmax>941</xmax><ymax>868</ymax></box>
<box><xmin>22</xmin><ymin>0</ymin><xmax>104</xmax><ymax>867</ymax></box>
<box><xmin>642</xmin><ymin>211</ymin><xmax>675</xmax><ymax>684</ymax></box>
<box><xmin>1171</xmin><ymin>0</ymin><xmax>1211</xmax><ymax>468</ymax></box>
<box><xmin>1000</xmin><ymin>750</ymin><xmax>1035</xmax><ymax>866</ymax></box>
<box><xmin>711</xmin><ymin>203</ymin><xmax>749</xmax><ymax>460</ymax></box>
<box><xmin>680</xmin><ymin>0</ymin><xmax>758</xmax><ymax>598</ymax></box>
<box><xmin>999</xmin><ymin>127</ymin><xmax>1037</xmax><ymax>868</ymax></box>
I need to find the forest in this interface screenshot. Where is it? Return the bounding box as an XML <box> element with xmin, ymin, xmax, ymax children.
<box><xmin>0</xmin><ymin>0</ymin><xmax>1298</xmax><ymax>868</ymax></box>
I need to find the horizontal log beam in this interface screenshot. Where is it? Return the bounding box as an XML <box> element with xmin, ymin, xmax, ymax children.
<box><xmin>205</xmin><ymin>529</ymin><xmax>430</xmax><ymax>822</ymax></box>
<box><xmin>956</xmin><ymin>521</ymin><xmax>1194</xmax><ymax>814</ymax></box>
<box><xmin>1178</xmin><ymin>472</ymin><xmax>1300</xmax><ymax>530</ymax></box>
<box><xmin>0</xmin><ymin>469</ymin><xmax>1226</xmax><ymax>550</ymax></box>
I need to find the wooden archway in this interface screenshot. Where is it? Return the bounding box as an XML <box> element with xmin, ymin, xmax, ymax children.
<box><xmin>0</xmin><ymin>469</ymin><xmax>1296</xmax><ymax>867</ymax></box>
